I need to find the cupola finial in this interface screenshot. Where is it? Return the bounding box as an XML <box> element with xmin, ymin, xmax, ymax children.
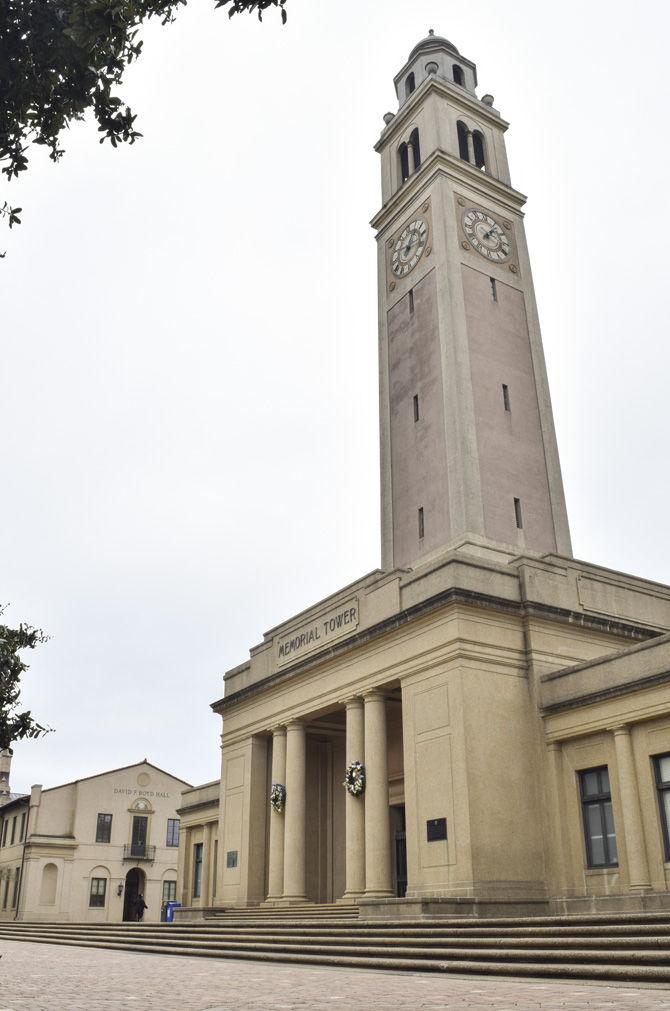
<box><xmin>428</xmin><ymin>28</ymin><xmax>435</xmax><ymax>36</ymax></box>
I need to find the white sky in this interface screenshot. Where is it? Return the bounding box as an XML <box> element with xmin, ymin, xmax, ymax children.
<box><xmin>3</xmin><ymin>0</ymin><xmax>669</xmax><ymax>795</ymax></box>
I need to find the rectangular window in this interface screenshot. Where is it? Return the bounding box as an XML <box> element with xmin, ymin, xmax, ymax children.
<box><xmin>10</xmin><ymin>816</ymin><xmax>16</xmax><ymax>845</ymax></box>
<box><xmin>514</xmin><ymin>497</ymin><xmax>523</xmax><ymax>529</ymax></box>
<box><xmin>20</xmin><ymin>811</ymin><xmax>27</xmax><ymax>841</ymax></box>
<box><xmin>166</xmin><ymin>818</ymin><xmax>180</xmax><ymax>847</ymax></box>
<box><xmin>12</xmin><ymin>867</ymin><xmax>20</xmax><ymax>908</ymax></box>
<box><xmin>95</xmin><ymin>813</ymin><xmax>112</xmax><ymax>844</ymax></box>
<box><xmin>579</xmin><ymin>766</ymin><xmax>618</xmax><ymax>868</ymax></box>
<box><xmin>2</xmin><ymin>874</ymin><xmax>8</xmax><ymax>908</ymax></box>
<box><xmin>413</xmin><ymin>394</ymin><xmax>420</xmax><ymax>423</ymax></box>
<box><xmin>212</xmin><ymin>839</ymin><xmax>218</xmax><ymax>898</ymax></box>
<box><xmin>408</xmin><ymin>288</ymin><xmax>414</xmax><ymax>314</ymax></box>
<box><xmin>418</xmin><ymin>507</ymin><xmax>425</xmax><ymax>540</ymax></box>
<box><xmin>490</xmin><ymin>277</ymin><xmax>498</xmax><ymax>302</ymax></box>
<box><xmin>502</xmin><ymin>384</ymin><xmax>511</xmax><ymax>412</ymax></box>
<box><xmin>162</xmin><ymin>879</ymin><xmax>177</xmax><ymax>903</ymax></box>
<box><xmin>653</xmin><ymin>754</ymin><xmax>670</xmax><ymax>860</ymax></box>
<box><xmin>193</xmin><ymin>842</ymin><xmax>203</xmax><ymax>899</ymax></box>
<box><xmin>89</xmin><ymin>877</ymin><xmax>107</xmax><ymax>908</ymax></box>
<box><xmin>1</xmin><ymin>819</ymin><xmax>7</xmax><ymax>847</ymax></box>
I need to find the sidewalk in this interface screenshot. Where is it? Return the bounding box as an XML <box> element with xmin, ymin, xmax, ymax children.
<box><xmin>2</xmin><ymin>939</ymin><xmax>670</xmax><ymax>1011</ymax></box>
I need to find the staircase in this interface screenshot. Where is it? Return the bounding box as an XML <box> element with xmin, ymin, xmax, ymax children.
<box><xmin>3</xmin><ymin>910</ymin><xmax>670</xmax><ymax>982</ymax></box>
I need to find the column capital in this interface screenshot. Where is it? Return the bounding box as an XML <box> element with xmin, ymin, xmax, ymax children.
<box><xmin>285</xmin><ymin>719</ymin><xmax>306</xmax><ymax>733</ymax></box>
<box><xmin>363</xmin><ymin>688</ymin><xmax>387</xmax><ymax>704</ymax></box>
<box><xmin>343</xmin><ymin>695</ymin><xmax>364</xmax><ymax>711</ymax></box>
<box><xmin>612</xmin><ymin>725</ymin><xmax>632</xmax><ymax>738</ymax></box>
<box><xmin>270</xmin><ymin>725</ymin><xmax>287</xmax><ymax>738</ymax></box>
<box><xmin>546</xmin><ymin>741</ymin><xmax>562</xmax><ymax>754</ymax></box>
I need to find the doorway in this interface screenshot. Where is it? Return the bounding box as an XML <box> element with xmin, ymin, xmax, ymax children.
<box><xmin>393</xmin><ymin>804</ymin><xmax>407</xmax><ymax>898</ymax></box>
<box><xmin>123</xmin><ymin>867</ymin><xmax>146</xmax><ymax>921</ymax></box>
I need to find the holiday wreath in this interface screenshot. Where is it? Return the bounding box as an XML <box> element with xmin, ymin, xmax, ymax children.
<box><xmin>343</xmin><ymin>760</ymin><xmax>366</xmax><ymax>797</ymax></box>
<box><xmin>270</xmin><ymin>782</ymin><xmax>286</xmax><ymax>813</ymax></box>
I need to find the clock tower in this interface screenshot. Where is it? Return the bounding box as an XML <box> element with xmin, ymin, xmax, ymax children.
<box><xmin>373</xmin><ymin>31</ymin><xmax>572</xmax><ymax>570</ymax></box>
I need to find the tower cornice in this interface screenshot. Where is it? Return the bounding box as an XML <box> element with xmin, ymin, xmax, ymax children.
<box><xmin>375</xmin><ymin>75</ymin><xmax>508</xmax><ymax>155</ymax></box>
<box><xmin>370</xmin><ymin>148</ymin><xmax>527</xmax><ymax>236</ymax></box>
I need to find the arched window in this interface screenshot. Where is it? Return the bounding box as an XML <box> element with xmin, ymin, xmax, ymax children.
<box><xmin>453</xmin><ymin>65</ymin><xmax>465</xmax><ymax>87</ymax></box>
<box><xmin>40</xmin><ymin>863</ymin><xmax>57</xmax><ymax>905</ymax></box>
<box><xmin>473</xmin><ymin>130</ymin><xmax>486</xmax><ymax>170</ymax></box>
<box><xmin>398</xmin><ymin>143</ymin><xmax>410</xmax><ymax>184</ymax></box>
<box><xmin>457</xmin><ymin>121</ymin><xmax>470</xmax><ymax>162</ymax></box>
<box><xmin>405</xmin><ymin>73</ymin><xmax>416</xmax><ymax>99</ymax></box>
<box><xmin>409</xmin><ymin>129</ymin><xmax>421</xmax><ymax>171</ymax></box>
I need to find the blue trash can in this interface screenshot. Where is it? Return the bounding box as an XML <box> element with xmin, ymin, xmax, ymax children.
<box><xmin>165</xmin><ymin>901</ymin><xmax>181</xmax><ymax>923</ymax></box>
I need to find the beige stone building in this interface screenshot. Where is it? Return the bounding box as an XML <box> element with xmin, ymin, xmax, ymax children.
<box><xmin>0</xmin><ymin>758</ymin><xmax>190</xmax><ymax>922</ymax></box>
<box><xmin>179</xmin><ymin>32</ymin><xmax>670</xmax><ymax>919</ymax></box>
<box><xmin>175</xmin><ymin>779</ymin><xmax>220</xmax><ymax>911</ymax></box>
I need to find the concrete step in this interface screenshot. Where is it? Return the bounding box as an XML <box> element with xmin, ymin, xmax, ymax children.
<box><xmin>3</xmin><ymin>911</ymin><xmax>670</xmax><ymax>982</ymax></box>
<box><xmin>1</xmin><ymin>932</ymin><xmax>670</xmax><ymax>982</ymax></box>
<box><xmin>4</xmin><ymin>928</ymin><xmax>670</xmax><ymax>951</ymax></box>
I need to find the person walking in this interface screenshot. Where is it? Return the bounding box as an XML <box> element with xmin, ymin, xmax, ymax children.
<box><xmin>134</xmin><ymin>893</ymin><xmax>148</xmax><ymax>922</ymax></box>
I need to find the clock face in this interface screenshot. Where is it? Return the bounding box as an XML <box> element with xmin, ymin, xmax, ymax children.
<box><xmin>391</xmin><ymin>218</ymin><xmax>428</xmax><ymax>277</ymax></box>
<box><xmin>462</xmin><ymin>209</ymin><xmax>511</xmax><ymax>262</ymax></box>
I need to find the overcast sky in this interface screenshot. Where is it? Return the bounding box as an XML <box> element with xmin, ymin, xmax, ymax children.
<box><xmin>3</xmin><ymin>0</ymin><xmax>669</xmax><ymax>795</ymax></box>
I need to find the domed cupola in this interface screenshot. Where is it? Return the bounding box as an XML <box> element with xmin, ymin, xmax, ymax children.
<box><xmin>393</xmin><ymin>29</ymin><xmax>478</xmax><ymax>106</ymax></box>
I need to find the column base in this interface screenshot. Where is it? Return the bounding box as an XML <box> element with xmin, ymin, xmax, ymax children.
<box><xmin>339</xmin><ymin>891</ymin><xmax>363</xmax><ymax>903</ymax></box>
<box><xmin>276</xmin><ymin>895</ymin><xmax>309</xmax><ymax>905</ymax></box>
<box><xmin>364</xmin><ymin>889</ymin><xmax>394</xmax><ymax>899</ymax></box>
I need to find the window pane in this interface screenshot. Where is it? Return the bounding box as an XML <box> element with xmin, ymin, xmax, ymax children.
<box><xmin>96</xmin><ymin>814</ymin><xmax>112</xmax><ymax>844</ymax></box>
<box><xmin>582</xmin><ymin>770</ymin><xmax>600</xmax><ymax>798</ymax></box>
<box><xmin>162</xmin><ymin>880</ymin><xmax>177</xmax><ymax>902</ymax></box>
<box><xmin>586</xmin><ymin>804</ymin><xmax>606</xmax><ymax>865</ymax></box>
<box><xmin>658</xmin><ymin>756</ymin><xmax>670</xmax><ymax>784</ymax></box>
<box><xmin>599</xmin><ymin>768</ymin><xmax>611</xmax><ymax>794</ymax></box>
<box><xmin>662</xmin><ymin>790</ymin><xmax>670</xmax><ymax>848</ymax></box>
<box><xmin>602</xmin><ymin>801</ymin><xmax>617</xmax><ymax>863</ymax></box>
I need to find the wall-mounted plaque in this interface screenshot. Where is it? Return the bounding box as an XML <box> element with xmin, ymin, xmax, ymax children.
<box><xmin>426</xmin><ymin>817</ymin><xmax>447</xmax><ymax>842</ymax></box>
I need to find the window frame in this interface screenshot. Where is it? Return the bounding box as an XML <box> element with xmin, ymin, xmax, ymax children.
<box><xmin>653</xmin><ymin>753</ymin><xmax>670</xmax><ymax>861</ymax></box>
<box><xmin>89</xmin><ymin>877</ymin><xmax>107</xmax><ymax>908</ymax></box>
<box><xmin>579</xmin><ymin>766</ymin><xmax>618</xmax><ymax>869</ymax></box>
<box><xmin>162</xmin><ymin>879</ymin><xmax>177</xmax><ymax>903</ymax></box>
<box><xmin>11</xmin><ymin>866</ymin><xmax>20</xmax><ymax>908</ymax></box>
<box><xmin>166</xmin><ymin>818</ymin><xmax>180</xmax><ymax>848</ymax></box>
<box><xmin>95</xmin><ymin>813</ymin><xmax>113</xmax><ymax>844</ymax></box>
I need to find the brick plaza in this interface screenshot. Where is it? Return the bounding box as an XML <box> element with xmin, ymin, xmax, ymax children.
<box><xmin>2</xmin><ymin>941</ymin><xmax>670</xmax><ymax>1011</ymax></box>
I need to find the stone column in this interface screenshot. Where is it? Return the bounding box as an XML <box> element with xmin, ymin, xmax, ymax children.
<box><xmin>200</xmin><ymin>821</ymin><xmax>214</xmax><ymax>906</ymax></box>
<box><xmin>613</xmin><ymin>726</ymin><xmax>651</xmax><ymax>891</ymax></box>
<box><xmin>283</xmin><ymin>720</ymin><xmax>307</xmax><ymax>902</ymax></box>
<box><xmin>466</xmin><ymin>129</ymin><xmax>476</xmax><ymax>165</ymax></box>
<box><xmin>343</xmin><ymin>698</ymin><xmax>365</xmax><ymax>899</ymax></box>
<box><xmin>364</xmin><ymin>691</ymin><xmax>393</xmax><ymax>897</ymax></box>
<box><xmin>266</xmin><ymin>726</ymin><xmax>287</xmax><ymax>903</ymax></box>
<box><xmin>177</xmin><ymin>826</ymin><xmax>191</xmax><ymax>906</ymax></box>
<box><xmin>546</xmin><ymin>743</ymin><xmax>570</xmax><ymax>896</ymax></box>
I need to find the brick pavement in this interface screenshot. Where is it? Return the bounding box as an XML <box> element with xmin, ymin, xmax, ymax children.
<box><xmin>2</xmin><ymin>940</ymin><xmax>670</xmax><ymax>1011</ymax></box>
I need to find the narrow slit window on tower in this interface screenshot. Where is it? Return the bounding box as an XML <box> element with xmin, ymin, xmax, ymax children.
<box><xmin>453</xmin><ymin>64</ymin><xmax>465</xmax><ymax>87</ymax></box>
<box><xmin>399</xmin><ymin>142</ymin><xmax>410</xmax><ymax>184</ymax></box>
<box><xmin>457</xmin><ymin>120</ymin><xmax>470</xmax><ymax>163</ymax></box>
<box><xmin>418</xmin><ymin>507</ymin><xmax>425</xmax><ymax>540</ymax></box>
<box><xmin>413</xmin><ymin>394</ymin><xmax>420</xmax><ymax>422</ymax></box>
<box><xmin>502</xmin><ymin>384</ymin><xmax>511</xmax><ymax>412</ymax></box>
<box><xmin>490</xmin><ymin>277</ymin><xmax>497</xmax><ymax>302</ymax></box>
<box><xmin>473</xmin><ymin>130</ymin><xmax>486</xmax><ymax>170</ymax></box>
<box><xmin>408</xmin><ymin>288</ymin><xmax>414</xmax><ymax>314</ymax></box>
<box><xmin>405</xmin><ymin>72</ymin><xmax>416</xmax><ymax>98</ymax></box>
<box><xmin>514</xmin><ymin>497</ymin><xmax>523</xmax><ymax>529</ymax></box>
<box><xmin>409</xmin><ymin>128</ymin><xmax>421</xmax><ymax>170</ymax></box>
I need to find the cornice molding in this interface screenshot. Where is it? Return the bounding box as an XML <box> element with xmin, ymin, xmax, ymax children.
<box><xmin>376</xmin><ymin>76</ymin><xmax>507</xmax><ymax>154</ymax></box>
<box><xmin>370</xmin><ymin>150</ymin><xmax>526</xmax><ymax>236</ymax></box>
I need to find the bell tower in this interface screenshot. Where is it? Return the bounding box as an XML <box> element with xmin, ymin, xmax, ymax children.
<box><xmin>373</xmin><ymin>31</ymin><xmax>572</xmax><ymax>570</ymax></box>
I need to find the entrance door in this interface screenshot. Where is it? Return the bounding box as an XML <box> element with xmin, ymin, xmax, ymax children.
<box><xmin>130</xmin><ymin>816</ymin><xmax>148</xmax><ymax>858</ymax></box>
<box><xmin>123</xmin><ymin>867</ymin><xmax>145</xmax><ymax>921</ymax></box>
<box><xmin>394</xmin><ymin>805</ymin><xmax>407</xmax><ymax>898</ymax></box>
